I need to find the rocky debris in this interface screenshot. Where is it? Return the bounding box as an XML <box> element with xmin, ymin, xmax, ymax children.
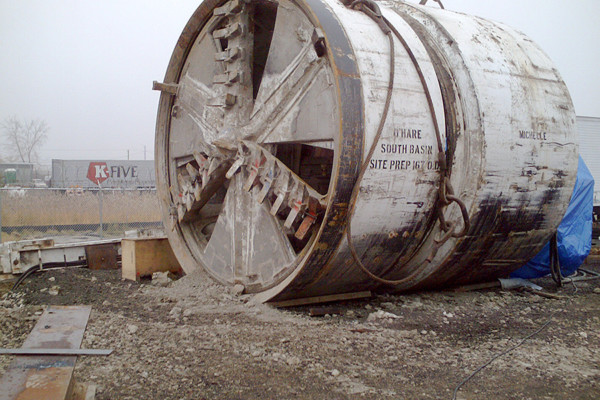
<box><xmin>127</xmin><ymin>324</ymin><xmax>139</xmax><ymax>334</ymax></box>
<box><xmin>151</xmin><ymin>272</ymin><xmax>173</xmax><ymax>287</ymax></box>
<box><xmin>251</xmin><ymin>349</ymin><xmax>263</xmax><ymax>357</ymax></box>
<box><xmin>285</xmin><ymin>355</ymin><xmax>301</xmax><ymax>366</ymax></box>
<box><xmin>367</xmin><ymin>310</ymin><xmax>400</xmax><ymax>322</ymax></box>
<box><xmin>1</xmin><ymin>265</ymin><xmax>600</xmax><ymax>399</ymax></box>
<box><xmin>168</xmin><ymin>306</ymin><xmax>182</xmax><ymax>320</ymax></box>
<box><xmin>232</xmin><ymin>284</ymin><xmax>245</xmax><ymax>296</ymax></box>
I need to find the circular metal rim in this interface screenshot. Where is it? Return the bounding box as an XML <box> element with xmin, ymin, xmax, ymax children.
<box><xmin>155</xmin><ymin>0</ymin><xmax>364</xmax><ymax>294</ymax></box>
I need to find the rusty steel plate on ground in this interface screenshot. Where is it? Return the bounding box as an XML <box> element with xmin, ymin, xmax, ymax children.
<box><xmin>154</xmin><ymin>0</ymin><xmax>578</xmax><ymax>303</ymax></box>
<box><xmin>0</xmin><ymin>306</ymin><xmax>92</xmax><ymax>400</ymax></box>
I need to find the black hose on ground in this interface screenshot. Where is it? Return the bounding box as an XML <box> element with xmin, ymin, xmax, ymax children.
<box><xmin>549</xmin><ymin>232</ymin><xmax>562</xmax><ymax>287</ymax></box>
<box><xmin>10</xmin><ymin>260</ymin><xmax>87</xmax><ymax>292</ymax></box>
<box><xmin>10</xmin><ymin>265</ymin><xmax>40</xmax><ymax>292</ymax></box>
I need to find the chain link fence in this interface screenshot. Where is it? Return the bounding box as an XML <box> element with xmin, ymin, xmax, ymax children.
<box><xmin>0</xmin><ymin>187</ymin><xmax>163</xmax><ymax>242</ymax></box>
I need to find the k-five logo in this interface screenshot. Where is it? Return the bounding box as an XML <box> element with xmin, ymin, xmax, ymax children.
<box><xmin>86</xmin><ymin>162</ymin><xmax>109</xmax><ymax>184</ymax></box>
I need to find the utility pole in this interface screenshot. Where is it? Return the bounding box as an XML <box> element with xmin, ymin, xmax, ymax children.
<box><xmin>144</xmin><ymin>145</ymin><xmax>147</xmax><ymax>161</ymax></box>
<box><xmin>98</xmin><ymin>182</ymin><xmax>103</xmax><ymax>238</ymax></box>
<box><xmin>127</xmin><ymin>149</ymin><xmax>130</xmax><ymax>160</ymax></box>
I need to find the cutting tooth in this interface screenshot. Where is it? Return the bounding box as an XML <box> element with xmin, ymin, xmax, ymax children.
<box><xmin>193</xmin><ymin>152</ymin><xmax>208</xmax><ymax>169</ymax></box>
<box><xmin>295</xmin><ymin>212</ymin><xmax>316</xmax><ymax>240</ymax></box>
<box><xmin>270</xmin><ymin>170</ymin><xmax>290</xmax><ymax>216</ymax></box>
<box><xmin>193</xmin><ymin>182</ymin><xmax>202</xmax><ymax>201</ymax></box>
<box><xmin>178</xmin><ymin>172</ymin><xmax>195</xmax><ymax>197</ymax></box>
<box><xmin>256</xmin><ymin>182</ymin><xmax>271</xmax><ymax>203</ymax></box>
<box><xmin>224</xmin><ymin>93</ymin><xmax>237</xmax><ymax>107</ymax></box>
<box><xmin>207</xmin><ymin>158</ymin><xmax>221</xmax><ymax>176</ymax></box>
<box><xmin>256</xmin><ymin>161</ymin><xmax>276</xmax><ymax>203</ymax></box>
<box><xmin>201</xmin><ymin>170</ymin><xmax>209</xmax><ymax>189</ymax></box>
<box><xmin>295</xmin><ymin>197</ymin><xmax>319</xmax><ymax>240</ymax></box>
<box><xmin>213</xmin><ymin>22</ymin><xmax>244</xmax><ymax>40</ymax></box>
<box><xmin>243</xmin><ymin>168</ymin><xmax>259</xmax><ymax>192</ymax></box>
<box><xmin>208</xmin><ymin>94</ymin><xmax>237</xmax><ymax>108</ymax></box>
<box><xmin>177</xmin><ymin>203</ymin><xmax>186</xmax><ymax>222</ymax></box>
<box><xmin>226</xmin><ymin>156</ymin><xmax>245</xmax><ymax>179</ymax></box>
<box><xmin>215</xmin><ymin>47</ymin><xmax>242</xmax><ymax>62</ymax></box>
<box><xmin>186</xmin><ymin>163</ymin><xmax>199</xmax><ymax>181</ymax></box>
<box><xmin>243</xmin><ymin>155</ymin><xmax>265</xmax><ymax>192</ymax></box>
<box><xmin>213</xmin><ymin>0</ymin><xmax>242</xmax><ymax>16</ymax></box>
<box><xmin>213</xmin><ymin>70</ymin><xmax>242</xmax><ymax>86</ymax></box>
<box><xmin>284</xmin><ymin>180</ymin><xmax>306</xmax><ymax>229</ymax></box>
<box><xmin>270</xmin><ymin>192</ymin><xmax>286</xmax><ymax>216</ymax></box>
<box><xmin>284</xmin><ymin>199</ymin><xmax>303</xmax><ymax>229</ymax></box>
<box><xmin>213</xmin><ymin>72</ymin><xmax>230</xmax><ymax>85</ymax></box>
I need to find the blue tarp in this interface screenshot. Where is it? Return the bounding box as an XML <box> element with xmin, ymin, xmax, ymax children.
<box><xmin>511</xmin><ymin>156</ymin><xmax>594</xmax><ymax>279</ymax></box>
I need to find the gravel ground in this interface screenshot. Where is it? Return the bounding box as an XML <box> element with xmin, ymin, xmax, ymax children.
<box><xmin>1</xmin><ymin>260</ymin><xmax>599</xmax><ymax>400</ymax></box>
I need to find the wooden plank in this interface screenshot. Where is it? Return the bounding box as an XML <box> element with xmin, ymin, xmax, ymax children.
<box><xmin>121</xmin><ymin>238</ymin><xmax>182</xmax><ymax>281</ymax></box>
<box><xmin>269</xmin><ymin>291</ymin><xmax>371</xmax><ymax>308</ymax></box>
<box><xmin>309</xmin><ymin>306</ymin><xmax>344</xmax><ymax>317</ymax></box>
<box><xmin>0</xmin><ymin>306</ymin><xmax>92</xmax><ymax>400</ymax></box>
<box><xmin>453</xmin><ymin>281</ymin><xmax>501</xmax><ymax>292</ymax></box>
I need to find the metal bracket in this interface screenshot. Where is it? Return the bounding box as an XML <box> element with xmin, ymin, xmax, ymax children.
<box><xmin>152</xmin><ymin>81</ymin><xmax>179</xmax><ymax>95</ymax></box>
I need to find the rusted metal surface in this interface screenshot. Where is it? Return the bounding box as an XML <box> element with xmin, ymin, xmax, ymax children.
<box><xmin>155</xmin><ymin>0</ymin><xmax>578</xmax><ymax>303</ymax></box>
<box><xmin>84</xmin><ymin>243</ymin><xmax>118</xmax><ymax>270</ymax></box>
<box><xmin>0</xmin><ymin>306</ymin><xmax>92</xmax><ymax>400</ymax></box>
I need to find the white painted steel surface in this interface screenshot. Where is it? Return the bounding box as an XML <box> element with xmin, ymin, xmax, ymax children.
<box><xmin>577</xmin><ymin>116</ymin><xmax>600</xmax><ymax>206</ymax></box>
<box><xmin>155</xmin><ymin>0</ymin><xmax>578</xmax><ymax>302</ymax></box>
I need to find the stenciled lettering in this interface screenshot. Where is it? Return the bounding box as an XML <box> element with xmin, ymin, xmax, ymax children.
<box><xmin>389</xmin><ymin>160</ymin><xmax>411</xmax><ymax>170</ymax></box>
<box><xmin>380</xmin><ymin>144</ymin><xmax>433</xmax><ymax>155</ymax></box>
<box><xmin>518</xmin><ymin>130</ymin><xmax>547</xmax><ymax>140</ymax></box>
<box><xmin>393</xmin><ymin>128</ymin><xmax>422</xmax><ymax>139</ymax></box>
<box><xmin>369</xmin><ymin>159</ymin><xmax>388</xmax><ymax>170</ymax></box>
<box><xmin>370</xmin><ymin>158</ymin><xmax>440</xmax><ymax>171</ymax></box>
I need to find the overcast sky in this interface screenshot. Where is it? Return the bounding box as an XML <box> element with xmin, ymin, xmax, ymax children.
<box><xmin>1</xmin><ymin>0</ymin><xmax>598</xmax><ymax>165</ymax></box>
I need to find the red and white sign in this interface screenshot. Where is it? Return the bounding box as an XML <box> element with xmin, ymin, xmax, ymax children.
<box><xmin>86</xmin><ymin>162</ymin><xmax>109</xmax><ymax>184</ymax></box>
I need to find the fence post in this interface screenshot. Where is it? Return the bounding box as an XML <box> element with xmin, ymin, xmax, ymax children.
<box><xmin>0</xmin><ymin>188</ymin><xmax>3</xmax><ymax>243</ymax></box>
<box><xmin>98</xmin><ymin>184</ymin><xmax>104</xmax><ymax>238</ymax></box>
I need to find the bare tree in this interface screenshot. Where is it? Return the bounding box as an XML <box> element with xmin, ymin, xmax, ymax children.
<box><xmin>1</xmin><ymin>116</ymin><xmax>49</xmax><ymax>163</ymax></box>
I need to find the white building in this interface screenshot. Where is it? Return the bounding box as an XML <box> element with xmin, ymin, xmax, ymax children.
<box><xmin>577</xmin><ymin>116</ymin><xmax>600</xmax><ymax>209</ymax></box>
